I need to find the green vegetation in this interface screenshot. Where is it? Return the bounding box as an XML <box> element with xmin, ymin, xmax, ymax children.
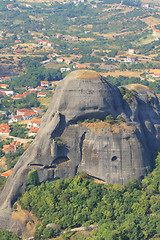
<box><xmin>28</xmin><ymin>169</ymin><xmax>39</xmax><ymax>186</ymax></box>
<box><xmin>54</xmin><ymin>137</ymin><xmax>65</xmax><ymax>147</ymax></box>
<box><xmin>119</xmin><ymin>87</ymin><xmax>135</xmax><ymax>103</ymax></box>
<box><xmin>104</xmin><ymin>114</ymin><xmax>125</xmax><ymax>124</ymax></box>
<box><xmin>0</xmin><ymin>230</ymin><xmax>20</xmax><ymax>240</ymax></box>
<box><xmin>17</xmin><ymin>150</ymin><xmax>160</xmax><ymax>239</ymax></box>
<box><xmin>0</xmin><ymin>176</ymin><xmax>7</xmax><ymax>189</ymax></box>
<box><xmin>0</xmin><ymin>93</ymin><xmax>40</xmax><ymax>115</ymax></box>
<box><xmin>10</xmin><ymin>59</ymin><xmax>62</xmax><ymax>89</ymax></box>
<box><xmin>5</xmin><ymin>146</ymin><xmax>26</xmax><ymax>170</ymax></box>
<box><xmin>10</xmin><ymin>124</ymin><xmax>29</xmax><ymax>139</ymax></box>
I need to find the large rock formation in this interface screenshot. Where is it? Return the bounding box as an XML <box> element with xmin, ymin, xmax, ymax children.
<box><xmin>1</xmin><ymin>69</ymin><xmax>160</xmax><ymax>235</ymax></box>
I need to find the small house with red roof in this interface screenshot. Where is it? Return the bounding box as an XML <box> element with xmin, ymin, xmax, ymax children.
<box><xmin>57</xmin><ymin>33</ymin><xmax>63</xmax><ymax>39</ymax></box>
<box><xmin>17</xmin><ymin>108</ymin><xmax>36</xmax><ymax>120</ymax></box>
<box><xmin>3</xmin><ymin>145</ymin><xmax>16</xmax><ymax>154</ymax></box>
<box><xmin>1</xmin><ymin>169</ymin><xmax>13</xmax><ymax>178</ymax></box>
<box><xmin>37</xmin><ymin>92</ymin><xmax>47</xmax><ymax>97</ymax></box>
<box><xmin>0</xmin><ymin>123</ymin><xmax>11</xmax><ymax>134</ymax></box>
<box><xmin>41</xmin><ymin>81</ymin><xmax>49</xmax><ymax>87</ymax></box>
<box><xmin>35</xmin><ymin>86</ymin><xmax>45</xmax><ymax>91</ymax></box>
<box><xmin>7</xmin><ymin>4</ymin><xmax>13</xmax><ymax>9</ymax></box>
<box><xmin>1</xmin><ymin>77</ymin><xmax>11</xmax><ymax>81</ymax></box>
<box><xmin>27</xmin><ymin>119</ymin><xmax>41</xmax><ymax>128</ymax></box>
<box><xmin>33</xmin><ymin>108</ymin><xmax>43</xmax><ymax>114</ymax></box>
<box><xmin>0</xmin><ymin>84</ymin><xmax>9</xmax><ymax>89</ymax></box>
<box><xmin>28</xmin><ymin>127</ymin><xmax>39</xmax><ymax>137</ymax></box>
<box><xmin>153</xmin><ymin>29</ymin><xmax>160</xmax><ymax>38</ymax></box>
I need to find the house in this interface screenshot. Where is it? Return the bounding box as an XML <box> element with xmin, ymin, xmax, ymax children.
<box><xmin>1</xmin><ymin>169</ymin><xmax>13</xmax><ymax>177</ymax></box>
<box><xmin>1</xmin><ymin>89</ymin><xmax>14</xmax><ymax>96</ymax></box>
<box><xmin>23</xmin><ymin>111</ymin><xmax>36</xmax><ymax>120</ymax></box>
<box><xmin>43</xmin><ymin>36</ymin><xmax>49</xmax><ymax>39</ymax></box>
<box><xmin>0</xmin><ymin>84</ymin><xmax>9</xmax><ymax>89</ymax></box>
<box><xmin>51</xmin><ymin>81</ymin><xmax>58</xmax><ymax>87</ymax></box>
<box><xmin>92</xmin><ymin>4</ymin><xmax>97</xmax><ymax>8</ymax></box>
<box><xmin>60</xmin><ymin>67</ymin><xmax>71</xmax><ymax>73</ymax></box>
<box><xmin>127</xmin><ymin>56</ymin><xmax>136</xmax><ymax>62</ymax></box>
<box><xmin>56</xmin><ymin>57</ymin><xmax>64</xmax><ymax>63</ymax></box>
<box><xmin>35</xmin><ymin>86</ymin><xmax>45</xmax><ymax>91</ymax></box>
<box><xmin>17</xmin><ymin>108</ymin><xmax>36</xmax><ymax>120</ymax></box>
<box><xmin>12</xmin><ymin>92</ymin><xmax>30</xmax><ymax>100</ymax></box>
<box><xmin>28</xmin><ymin>127</ymin><xmax>39</xmax><ymax>137</ymax></box>
<box><xmin>65</xmin><ymin>59</ymin><xmax>72</xmax><ymax>65</ymax></box>
<box><xmin>15</xmin><ymin>40</ymin><xmax>21</xmax><ymax>43</ymax></box>
<box><xmin>6</xmin><ymin>4</ymin><xmax>13</xmax><ymax>9</ymax></box>
<box><xmin>1</xmin><ymin>77</ymin><xmax>11</xmax><ymax>81</ymax></box>
<box><xmin>72</xmin><ymin>36</ymin><xmax>79</xmax><ymax>41</ymax></box>
<box><xmin>0</xmin><ymin>123</ymin><xmax>11</xmax><ymax>134</ymax></box>
<box><xmin>153</xmin><ymin>29</ymin><xmax>160</xmax><ymax>39</ymax></box>
<box><xmin>33</xmin><ymin>108</ymin><xmax>43</xmax><ymax>114</ymax></box>
<box><xmin>27</xmin><ymin>119</ymin><xmax>41</xmax><ymax>128</ymax></box>
<box><xmin>9</xmin><ymin>115</ymin><xmax>24</xmax><ymax>123</ymax></box>
<box><xmin>142</xmin><ymin>3</ymin><xmax>149</xmax><ymax>8</ymax></box>
<box><xmin>75</xmin><ymin>64</ymin><xmax>87</xmax><ymax>69</ymax></box>
<box><xmin>56</xmin><ymin>33</ymin><xmax>63</xmax><ymax>39</ymax></box>
<box><xmin>3</xmin><ymin>140</ymin><xmax>21</xmax><ymax>154</ymax></box>
<box><xmin>3</xmin><ymin>145</ymin><xmax>16</xmax><ymax>154</ymax></box>
<box><xmin>17</xmin><ymin>108</ymin><xmax>30</xmax><ymax>116</ymax></box>
<box><xmin>37</xmin><ymin>92</ymin><xmax>47</xmax><ymax>97</ymax></box>
<box><xmin>128</xmin><ymin>49</ymin><xmax>135</xmax><ymax>54</ymax></box>
<box><xmin>151</xmin><ymin>70</ymin><xmax>160</xmax><ymax>78</ymax></box>
<box><xmin>41</xmin><ymin>81</ymin><xmax>49</xmax><ymax>87</ymax></box>
<box><xmin>26</xmin><ymin>4</ymin><xmax>32</xmax><ymax>8</ymax></box>
<box><xmin>12</xmin><ymin>45</ymin><xmax>18</xmax><ymax>50</ymax></box>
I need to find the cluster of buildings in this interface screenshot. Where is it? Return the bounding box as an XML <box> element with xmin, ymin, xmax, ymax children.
<box><xmin>0</xmin><ymin>79</ymin><xmax>58</xmax><ymax>98</ymax></box>
<box><xmin>9</xmin><ymin>108</ymin><xmax>43</xmax><ymax>123</ymax></box>
<box><xmin>3</xmin><ymin>140</ymin><xmax>22</xmax><ymax>154</ymax></box>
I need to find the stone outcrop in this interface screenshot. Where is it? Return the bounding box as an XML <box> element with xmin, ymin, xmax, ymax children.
<box><xmin>1</xmin><ymin>70</ymin><xmax>160</xmax><ymax>235</ymax></box>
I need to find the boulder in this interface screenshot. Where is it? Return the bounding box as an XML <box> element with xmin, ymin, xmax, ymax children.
<box><xmin>0</xmin><ymin>70</ymin><xmax>160</xmax><ymax>235</ymax></box>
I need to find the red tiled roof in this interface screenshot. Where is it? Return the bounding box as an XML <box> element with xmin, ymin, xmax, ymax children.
<box><xmin>1</xmin><ymin>169</ymin><xmax>13</xmax><ymax>177</ymax></box>
<box><xmin>29</xmin><ymin>127</ymin><xmax>39</xmax><ymax>133</ymax></box>
<box><xmin>41</xmin><ymin>81</ymin><xmax>49</xmax><ymax>84</ymax></box>
<box><xmin>0</xmin><ymin>84</ymin><xmax>9</xmax><ymax>88</ymax></box>
<box><xmin>37</xmin><ymin>92</ymin><xmax>47</xmax><ymax>96</ymax></box>
<box><xmin>153</xmin><ymin>29</ymin><xmax>160</xmax><ymax>33</ymax></box>
<box><xmin>31</xmin><ymin>120</ymin><xmax>41</xmax><ymax>124</ymax></box>
<box><xmin>0</xmin><ymin>123</ymin><xmax>11</xmax><ymax>133</ymax></box>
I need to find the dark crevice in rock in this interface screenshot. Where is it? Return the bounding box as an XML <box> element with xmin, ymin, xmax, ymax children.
<box><xmin>79</xmin><ymin>132</ymin><xmax>86</xmax><ymax>160</ymax></box>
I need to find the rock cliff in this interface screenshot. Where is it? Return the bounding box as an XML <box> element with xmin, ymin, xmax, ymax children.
<box><xmin>0</xmin><ymin>69</ymin><xmax>160</xmax><ymax>235</ymax></box>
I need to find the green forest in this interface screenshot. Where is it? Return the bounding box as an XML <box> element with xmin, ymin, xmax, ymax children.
<box><xmin>17</xmin><ymin>150</ymin><xmax>160</xmax><ymax>240</ymax></box>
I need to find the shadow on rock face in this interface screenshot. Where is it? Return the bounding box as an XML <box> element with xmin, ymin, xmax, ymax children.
<box><xmin>1</xmin><ymin>70</ymin><xmax>160</xmax><ymax>236</ymax></box>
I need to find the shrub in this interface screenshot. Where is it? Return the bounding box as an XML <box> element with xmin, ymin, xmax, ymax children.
<box><xmin>28</xmin><ymin>169</ymin><xmax>39</xmax><ymax>186</ymax></box>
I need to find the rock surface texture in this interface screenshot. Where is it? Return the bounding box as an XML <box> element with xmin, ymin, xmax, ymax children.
<box><xmin>1</xmin><ymin>69</ymin><xmax>160</xmax><ymax>235</ymax></box>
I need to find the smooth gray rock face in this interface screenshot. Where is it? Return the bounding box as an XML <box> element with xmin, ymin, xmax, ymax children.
<box><xmin>0</xmin><ymin>70</ymin><xmax>160</xmax><ymax>235</ymax></box>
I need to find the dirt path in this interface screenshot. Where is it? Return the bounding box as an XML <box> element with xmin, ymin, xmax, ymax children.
<box><xmin>0</xmin><ymin>134</ymin><xmax>30</xmax><ymax>144</ymax></box>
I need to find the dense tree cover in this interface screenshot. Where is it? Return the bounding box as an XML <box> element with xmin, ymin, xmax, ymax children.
<box><xmin>10</xmin><ymin>124</ymin><xmax>29</xmax><ymax>139</ymax></box>
<box><xmin>0</xmin><ymin>230</ymin><xmax>20</xmax><ymax>240</ymax></box>
<box><xmin>28</xmin><ymin>169</ymin><xmax>39</xmax><ymax>186</ymax></box>
<box><xmin>79</xmin><ymin>55</ymin><xmax>102</xmax><ymax>64</ymax></box>
<box><xmin>10</xmin><ymin>59</ymin><xmax>62</xmax><ymax>88</ymax></box>
<box><xmin>18</xmin><ymin>150</ymin><xmax>160</xmax><ymax>239</ymax></box>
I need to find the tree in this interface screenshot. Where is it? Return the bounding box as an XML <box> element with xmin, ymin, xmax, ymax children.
<box><xmin>28</xmin><ymin>169</ymin><xmax>39</xmax><ymax>186</ymax></box>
